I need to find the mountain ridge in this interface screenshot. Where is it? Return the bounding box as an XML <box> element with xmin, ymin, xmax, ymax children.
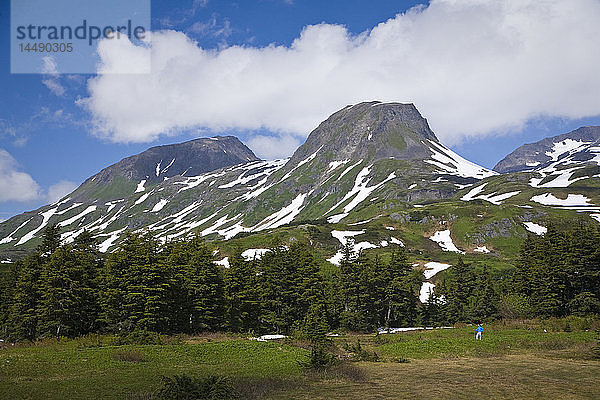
<box><xmin>494</xmin><ymin>126</ymin><xmax>600</xmax><ymax>173</ymax></box>
<box><xmin>1</xmin><ymin>102</ymin><xmax>599</xmax><ymax>262</ymax></box>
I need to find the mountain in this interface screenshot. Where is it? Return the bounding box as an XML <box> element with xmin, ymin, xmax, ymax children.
<box><xmin>1</xmin><ymin>102</ymin><xmax>598</xmax><ymax>270</ymax></box>
<box><xmin>69</xmin><ymin>136</ymin><xmax>259</xmax><ymax>203</ymax></box>
<box><xmin>494</xmin><ymin>126</ymin><xmax>600</xmax><ymax>174</ymax></box>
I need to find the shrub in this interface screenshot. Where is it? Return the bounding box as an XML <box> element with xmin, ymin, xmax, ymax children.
<box><xmin>342</xmin><ymin>339</ymin><xmax>379</xmax><ymax>362</ymax></box>
<box><xmin>298</xmin><ymin>343</ymin><xmax>337</xmax><ymax>371</ymax></box>
<box><xmin>158</xmin><ymin>374</ymin><xmax>235</xmax><ymax>400</ymax></box>
<box><xmin>116</xmin><ymin>330</ymin><xmax>164</xmax><ymax>345</ymax></box>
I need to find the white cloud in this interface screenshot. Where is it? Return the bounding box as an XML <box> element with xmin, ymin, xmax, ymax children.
<box><xmin>41</xmin><ymin>56</ymin><xmax>65</xmax><ymax>96</ymax></box>
<box><xmin>246</xmin><ymin>134</ymin><xmax>301</xmax><ymax>160</ymax></box>
<box><xmin>47</xmin><ymin>180</ymin><xmax>78</xmax><ymax>203</ymax></box>
<box><xmin>83</xmin><ymin>0</ymin><xmax>600</xmax><ymax>147</ymax></box>
<box><xmin>0</xmin><ymin>149</ymin><xmax>41</xmax><ymax>202</ymax></box>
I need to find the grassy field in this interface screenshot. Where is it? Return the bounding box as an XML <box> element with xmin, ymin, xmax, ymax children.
<box><xmin>1</xmin><ymin>325</ymin><xmax>598</xmax><ymax>399</ymax></box>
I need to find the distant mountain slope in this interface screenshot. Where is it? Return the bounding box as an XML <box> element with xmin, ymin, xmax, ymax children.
<box><xmin>494</xmin><ymin>126</ymin><xmax>600</xmax><ymax>174</ymax></box>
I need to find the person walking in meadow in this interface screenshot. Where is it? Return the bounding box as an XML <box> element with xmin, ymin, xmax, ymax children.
<box><xmin>475</xmin><ymin>324</ymin><xmax>484</xmax><ymax>340</ymax></box>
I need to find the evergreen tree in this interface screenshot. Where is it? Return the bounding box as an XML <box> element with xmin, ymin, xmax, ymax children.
<box><xmin>183</xmin><ymin>237</ymin><xmax>225</xmax><ymax>332</ymax></box>
<box><xmin>38</xmin><ymin>224</ymin><xmax>61</xmax><ymax>256</ymax></box>
<box><xmin>37</xmin><ymin>243</ymin><xmax>100</xmax><ymax>337</ymax></box>
<box><xmin>98</xmin><ymin>232</ymin><xmax>171</xmax><ymax>333</ymax></box>
<box><xmin>6</xmin><ymin>253</ymin><xmax>43</xmax><ymax>340</ymax></box>
<box><xmin>470</xmin><ymin>266</ymin><xmax>498</xmax><ymax>321</ymax></box>
<box><xmin>443</xmin><ymin>258</ymin><xmax>475</xmax><ymax>323</ymax></box>
<box><xmin>224</xmin><ymin>250</ymin><xmax>260</xmax><ymax>332</ymax></box>
<box><xmin>383</xmin><ymin>249</ymin><xmax>420</xmax><ymax>327</ymax></box>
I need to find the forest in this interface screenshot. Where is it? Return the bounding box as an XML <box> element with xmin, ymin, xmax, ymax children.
<box><xmin>0</xmin><ymin>222</ymin><xmax>599</xmax><ymax>342</ymax></box>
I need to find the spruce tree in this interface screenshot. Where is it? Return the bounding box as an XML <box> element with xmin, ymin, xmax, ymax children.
<box><xmin>6</xmin><ymin>253</ymin><xmax>43</xmax><ymax>340</ymax></box>
<box><xmin>37</xmin><ymin>244</ymin><xmax>100</xmax><ymax>337</ymax></box>
<box><xmin>224</xmin><ymin>249</ymin><xmax>260</xmax><ymax>333</ymax></box>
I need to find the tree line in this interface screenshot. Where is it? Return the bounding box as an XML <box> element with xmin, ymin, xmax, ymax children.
<box><xmin>0</xmin><ymin>222</ymin><xmax>598</xmax><ymax>342</ymax></box>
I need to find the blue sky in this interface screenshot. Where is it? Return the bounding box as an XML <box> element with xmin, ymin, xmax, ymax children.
<box><xmin>2</xmin><ymin>0</ymin><xmax>600</xmax><ymax>220</ymax></box>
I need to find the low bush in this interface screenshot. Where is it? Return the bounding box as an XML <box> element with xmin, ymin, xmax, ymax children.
<box><xmin>342</xmin><ymin>339</ymin><xmax>380</xmax><ymax>362</ymax></box>
<box><xmin>116</xmin><ymin>330</ymin><xmax>165</xmax><ymax>346</ymax></box>
<box><xmin>299</xmin><ymin>343</ymin><xmax>337</xmax><ymax>371</ymax></box>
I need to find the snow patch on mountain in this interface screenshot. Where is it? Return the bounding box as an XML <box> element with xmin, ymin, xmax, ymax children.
<box><xmin>151</xmin><ymin>199</ymin><xmax>169</xmax><ymax>213</ymax></box>
<box><xmin>546</xmin><ymin>139</ymin><xmax>592</xmax><ymax>161</ymax></box>
<box><xmin>134</xmin><ymin>192</ymin><xmax>151</xmax><ymax>206</ymax></box>
<box><xmin>419</xmin><ymin>261</ymin><xmax>452</xmax><ymax>303</ymax></box>
<box><xmin>328</xmin><ymin>159</ymin><xmax>350</xmax><ymax>172</ymax></box>
<box><xmin>423</xmin><ymin>261</ymin><xmax>452</xmax><ymax>280</ymax></box>
<box><xmin>425</xmin><ymin>141</ymin><xmax>497</xmax><ymax>179</ymax></box>
<box><xmin>241</xmin><ymin>248</ymin><xmax>270</xmax><ymax>260</ymax></box>
<box><xmin>331</xmin><ymin>230</ymin><xmax>365</xmax><ymax>245</ymax></box>
<box><xmin>429</xmin><ymin>230</ymin><xmax>464</xmax><ymax>254</ymax></box>
<box><xmin>253</xmin><ymin>192</ymin><xmax>308</xmax><ymax>231</ymax></box>
<box><xmin>16</xmin><ymin>208</ymin><xmax>60</xmax><ymax>245</ymax></box>
<box><xmin>326</xmin><ymin>165</ymin><xmax>396</xmax><ymax>223</ymax></box>
<box><xmin>460</xmin><ymin>183</ymin><xmax>520</xmax><ymax>205</ymax></box>
<box><xmin>419</xmin><ymin>282</ymin><xmax>436</xmax><ymax>303</ymax></box>
<box><xmin>336</xmin><ymin>159</ymin><xmax>363</xmax><ymax>181</ymax></box>
<box><xmin>57</xmin><ymin>205</ymin><xmax>97</xmax><ymax>227</ymax></box>
<box><xmin>524</xmin><ymin>222</ymin><xmax>547</xmax><ymax>235</ymax></box>
<box><xmin>530</xmin><ymin>193</ymin><xmax>592</xmax><ymax>207</ymax></box>
<box><xmin>214</xmin><ymin>257</ymin><xmax>230</xmax><ymax>268</ymax></box>
<box><xmin>135</xmin><ymin>179</ymin><xmax>146</xmax><ymax>193</ymax></box>
<box><xmin>98</xmin><ymin>228</ymin><xmax>126</xmax><ymax>252</ymax></box>
<box><xmin>390</xmin><ymin>237</ymin><xmax>404</xmax><ymax>246</ymax></box>
<box><xmin>473</xmin><ymin>246</ymin><xmax>490</xmax><ymax>253</ymax></box>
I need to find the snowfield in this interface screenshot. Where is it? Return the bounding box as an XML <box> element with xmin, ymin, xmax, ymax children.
<box><xmin>419</xmin><ymin>282</ymin><xmax>436</xmax><ymax>303</ymax></box>
<box><xmin>530</xmin><ymin>193</ymin><xmax>592</xmax><ymax>207</ymax></box>
<box><xmin>241</xmin><ymin>248</ymin><xmax>271</xmax><ymax>260</ymax></box>
<box><xmin>460</xmin><ymin>183</ymin><xmax>520</xmax><ymax>205</ymax></box>
<box><xmin>418</xmin><ymin>261</ymin><xmax>452</xmax><ymax>303</ymax></box>
<box><xmin>524</xmin><ymin>222</ymin><xmax>547</xmax><ymax>235</ymax></box>
<box><xmin>135</xmin><ymin>179</ymin><xmax>146</xmax><ymax>193</ymax></box>
<box><xmin>425</xmin><ymin>140</ymin><xmax>497</xmax><ymax>179</ymax></box>
<box><xmin>423</xmin><ymin>261</ymin><xmax>452</xmax><ymax>280</ymax></box>
<box><xmin>429</xmin><ymin>230</ymin><xmax>465</xmax><ymax>254</ymax></box>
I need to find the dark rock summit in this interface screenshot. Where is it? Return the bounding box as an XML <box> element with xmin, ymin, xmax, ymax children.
<box><xmin>86</xmin><ymin>136</ymin><xmax>259</xmax><ymax>185</ymax></box>
<box><xmin>288</xmin><ymin>101</ymin><xmax>439</xmax><ymax>166</ymax></box>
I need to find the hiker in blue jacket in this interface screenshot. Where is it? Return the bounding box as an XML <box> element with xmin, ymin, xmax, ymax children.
<box><xmin>475</xmin><ymin>324</ymin><xmax>484</xmax><ymax>340</ymax></box>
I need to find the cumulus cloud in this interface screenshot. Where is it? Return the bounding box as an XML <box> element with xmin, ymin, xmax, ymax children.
<box><xmin>246</xmin><ymin>134</ymin><xmax>302</xmax><ymax>160</ymax></box>
<box><xmin>0</xmin><ymin>149</ymin><xmax>41</xmax><ymax>202</ymax></box>
<box><xmin>83</xmin><ymin>0</ymin><xmax>600</xmax><ymax>150</ymax></box>
<box><xmin>47</xmin><ymin>180</ymin><xmax>78</xmax><ymax>203</ymax></box>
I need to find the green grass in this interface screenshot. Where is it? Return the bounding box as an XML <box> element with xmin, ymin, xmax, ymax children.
<box><xmin>0</xmin><ymin>339</ymin><xmax>307</xmax><ymax>399</ymax></box>
<box><xmin>370</xmin><ymin>326</ymin><xmax>595</xmax><ymax>360</ymax></box>
<box><xmin>1</xmin><ymin>325</ymin><xmax>598</xmax><ymax>399</ymax></box>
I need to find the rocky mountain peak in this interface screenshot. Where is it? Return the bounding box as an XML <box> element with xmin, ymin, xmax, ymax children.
<box><xmin>288</xmin><ymin>101</ymin><xmax>439</xmax><ymax>166</ymax></box>
<box><xmin>84</xmin><ymin>136</ymin><xmax>258</xmax><ymax>185</ymax></box>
